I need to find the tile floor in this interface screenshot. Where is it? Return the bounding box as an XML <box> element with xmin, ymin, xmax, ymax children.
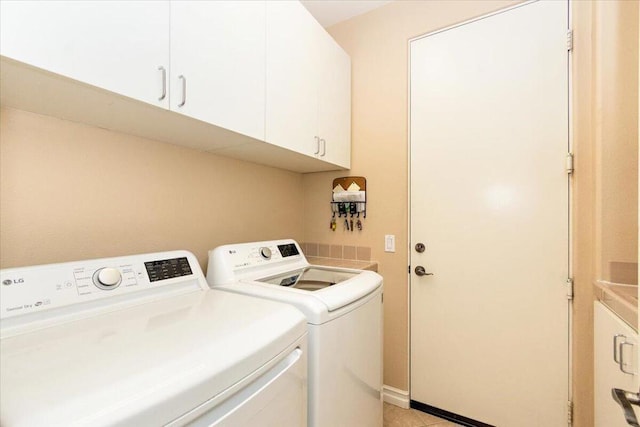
<box><xmin>383</xmin><ymin>403</ymin><xmax>457</xmax><ymax>427</ymax></box>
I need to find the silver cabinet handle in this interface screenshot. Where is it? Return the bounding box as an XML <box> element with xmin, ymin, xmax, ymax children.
<box><xmin>612</xmin><ymin>388</ymin><xmax>640</xmax><ymax>426</ymax></box>
<box><xmin>178</xmin><ymin>75</ymin><xmax>186</xmax><ymax>107</ymax></box>
<box><xmin>158</xmin><ymin>66</ymin><xmax>167</xmax><ymax>101</ymax></box>
<box><xmin>615</xmin><ymin>334</ymin><xmax>626</xmax><ymax>363</ymax></box>
<box><xmin>619</xmin><ymin>341</ymin><xmax>636</xmax><ymax>375</ymax></box>
<box><xmin>320</xmin><ymin>138</ymin><xmax>326</xmax><ymax>156</ymax></box>
<box><xmin>314</xmin><ymin>136</ymin><xmax>320</xmax><ymax>154</ymax></box>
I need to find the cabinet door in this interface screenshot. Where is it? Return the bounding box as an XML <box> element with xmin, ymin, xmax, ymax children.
<box><xmin>317</xmin><ymin>36</ymin><xmax>351</xmax><ymax>168</ymax></box>
<box><xmin>595</xmin><ymin>302</ymin><xmax>640</xmax><ymax>426</ymax></box>
<box><xmin>170</xmin><ymin>1</ymin><xmax>265</xmax><ymax>141</ymax></box>
<box><xmin>0</xmin><ymin>1</ymin><xmax>170</xmax><ymax>108</ymax></box>
<box><xmin>265</xmin><ymin>1</ymin><xmax>320</xmax><ymax>156</ymax></box>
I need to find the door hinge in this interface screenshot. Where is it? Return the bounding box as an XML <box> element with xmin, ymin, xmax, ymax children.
<box><xmin>567</xmin><ymin>29</ymin><xmax>574</xmax><ymax>52</ymax></box>
<box><xmin>567</xmin><ymin>278</ymin><xmax>574</xmax><ymax>300</ymax></box>
<box><xmin>408</xmin><ymin>265</ymin><xmax>411</xmax><ymax>274</ymax></box>
<box><xmin>567</xmin><ymin>400</ymin><xmax>574</xmax><ymax>425</ymax></box>
<box><xmin>566</xmin><ymin>153</ymin><xmax>574</xmax><ymax>175</ymax></box>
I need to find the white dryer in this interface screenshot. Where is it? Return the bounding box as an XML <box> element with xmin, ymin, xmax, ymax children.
<box><xmin>207</xmin><ymin>239</ymin><xmax>383</xmax><ymax>427</ymax></box>
<box><xmin>0</xmin><ymin>250</ymin><xmax>307</xmax><ymax>427</ymax></box>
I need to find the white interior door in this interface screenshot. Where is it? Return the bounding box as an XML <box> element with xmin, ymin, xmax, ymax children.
<box><xmin>410</xmin><ymin>2</ymin><xmax>569</xmax><ymax>426</ymax></box>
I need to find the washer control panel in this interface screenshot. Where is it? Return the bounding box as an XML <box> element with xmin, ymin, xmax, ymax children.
<box><xmin>0</xmin><ymin>251</ymin><xmax>206</xmax><ymax>322</ymax></box>
<box><xmin>207</xmin><ymin>239</ymin><xmax>307</xmax><ymax>286</ymax></box>
<box><xmin>224</xmin><ymin>241</ymin><xmax>302</xmax><ymax>270</ymax></box>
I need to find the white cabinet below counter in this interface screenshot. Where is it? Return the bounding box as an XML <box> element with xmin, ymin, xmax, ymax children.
<box><xmin>594</xmin><ymin>301</ymin><xmax>639</xmax><ymax>426</ymax></box>
<box><xmin>0</xmin><ymin>0</ymin><xmax>350</xmax><ymax>173</ymax></box>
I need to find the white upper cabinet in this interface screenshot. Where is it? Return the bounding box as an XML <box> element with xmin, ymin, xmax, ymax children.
<box><xmin>265</xmin><ymin>1</ymin><xmax>320</xmax><ymax>156</ymax></box>
<box><xmin>0</xmin><ymin>1</ymin><xmax>170</xmax><ymax>109</ymax></box>
<box><xmin>317</xmin><ymin>34</ymin><xmax>351</xmax><ymax>169</ymax></box>
<box><xmin>265</xmin><ymin>1</ymin><xmax>351</xmax><ymax>168</ymax></box>
<box><xmin>266</xmin><ymin>0</ymin><xmax>351</xmax><ymax>168</ymax></box>
<box><xmin>170</xmin><ymin>1</ymin><xmax>265</xmax><ymax>141</ymax></box>
<box><xmin>0</xmin><ymin>0</ymin><xmax>350</xmax><ymax>172</ymax></box>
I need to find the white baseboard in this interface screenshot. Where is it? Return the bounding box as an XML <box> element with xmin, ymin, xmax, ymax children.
<box><xmin>382</xmin><ymin>385</ymin><xmax>410</xmax><ymax>409</ymax></box>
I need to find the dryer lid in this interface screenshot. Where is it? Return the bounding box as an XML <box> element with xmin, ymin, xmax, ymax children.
<box><xmin>0</xmin><ymin>290</ymin><xmax>306</xmax><ymax>426</ymax></box>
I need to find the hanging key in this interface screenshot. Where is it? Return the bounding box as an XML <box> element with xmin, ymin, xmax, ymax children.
<box><xmin>344</xmin><ymin>218</ymin><xmax>350</xmax><ymax>231</ymax></box>
<box><xmin>350</xmin><ymin>219</ymin><xmax>354</xmax><ymax>232</ymax></box>
<box><xmin>331</xmin><ymin>217</ymin><xmax>337</xmax><ymax>231</ymax></box>
<box><xmin>356</xmin><ymin>219</ymin><xmax>362</xmax><ymax>231</ymax></box>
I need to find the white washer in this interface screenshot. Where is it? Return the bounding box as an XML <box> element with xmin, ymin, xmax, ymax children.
<box><xmin>1</xmin><ymin>250</ymin><xmax>307</xmax><ymax>427</ymax></box>
<box><xmin>207</xmin><ymin>239</ymin><xmax>383</xmax><ymax>427</ymax></box>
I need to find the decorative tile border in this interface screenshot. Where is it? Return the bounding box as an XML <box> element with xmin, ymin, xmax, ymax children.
<box><xmin>300</xmin><ymin>242</ymin><xmax>371</xmax><ymax>261</ymax></box>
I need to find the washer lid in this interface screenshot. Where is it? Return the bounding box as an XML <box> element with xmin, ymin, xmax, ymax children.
<box><xmin>313</xmin><ymin>270</ymin><xmax>382</xmax><ymax>311</ymax></box>
<box><xmin>0</xmin><ymin>290</ymin><xmax>306</xmax><ymax>427</ymax></box>
<box><xmin>217</xmin><ymin>267</ymin><xmax>382</xmax><ymax>325</ymax></box>
<box><xmin>259</xmin><ymin>267</ymin><xmax>360</xmax><ymax>291</ymax></box>
<box><xmin>257</xmin><ymin>267</ymin><xmax>381</xmax><ymax>312</ymax></box>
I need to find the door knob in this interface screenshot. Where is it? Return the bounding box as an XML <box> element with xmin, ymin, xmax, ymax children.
<box><xmin>415</xmin><ymin>243</ymin><xmax>426</xmax><ymax>253</ymax></box>
<box><xmin>414</xmin><ymin>266</ymin><xmax>433</xmax><ymax>276</ymax></box>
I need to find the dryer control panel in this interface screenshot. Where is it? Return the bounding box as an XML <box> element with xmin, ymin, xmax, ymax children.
<box><xmin>0</xmin><ymin>250</ymin><xmax>208</xmax><ymax>333</ymax></box>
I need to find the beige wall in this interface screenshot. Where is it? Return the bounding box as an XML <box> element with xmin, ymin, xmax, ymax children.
<box><xmin>302</xmin><ymin>0</ymin><xmax>519</xmax><ymax>392</ymax></box>
<box><xmin>0</xmin><ymin>107</ymin><xmax>304</xmax><ymax>271</ymax></box>
<box><xmin>594</xmin><ymin>0</ymin><xmax>639</xmax><ymax>284</ymax></box>
<box><xmin>571</xmin><ymin>2</ymin><xmax>597</xmax><ymax>425</ymax></box>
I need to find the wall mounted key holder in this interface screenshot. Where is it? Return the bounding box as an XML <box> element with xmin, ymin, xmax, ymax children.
<box><xmin>331</xmin><ymin>176</ymin><xmax>367</xmax><ymax>232</ymax></box>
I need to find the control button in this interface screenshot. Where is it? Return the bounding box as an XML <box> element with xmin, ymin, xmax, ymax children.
<box><xmin>93</xmin><ymin>268</ymin><xmax>122</xmax><ymax>290</ymax></box>
<box><xmin>259</xmin><ymin>247</ymin><xmax>272</xmax><ymax>260</ymax></box>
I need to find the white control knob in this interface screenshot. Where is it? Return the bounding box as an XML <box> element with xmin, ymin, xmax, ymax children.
<box><xmin>259</xmin><ymin>247</ymin><xmax>272</xmax><ymax>260</ymax></box>
<box><xmin>94</xmin><ymin>268</ymin><xmax>122</xmax><ymax>290</ymax></box>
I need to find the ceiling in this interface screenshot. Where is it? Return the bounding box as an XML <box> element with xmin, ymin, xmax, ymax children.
<box><xmin>301</xmin><ymin>0</ymin><xmax>394</xmax><ymax>28</ymax></box>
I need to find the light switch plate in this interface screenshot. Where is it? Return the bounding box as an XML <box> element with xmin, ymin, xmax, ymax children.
<box><xmin>385</xmin><ymin>235</ymin><xmax>395</xmax><ymax>253</ymax></box>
